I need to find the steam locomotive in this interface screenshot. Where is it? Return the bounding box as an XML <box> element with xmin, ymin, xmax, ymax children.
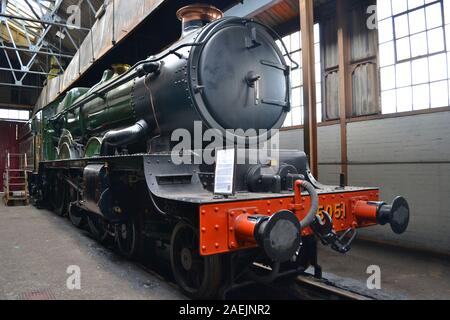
<box><xmin>19</xmin><ymin>4</ymin><xmax>410</xmax><ymax>299</ymax></box>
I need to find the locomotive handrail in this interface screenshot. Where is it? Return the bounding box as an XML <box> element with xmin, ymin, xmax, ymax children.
<box><xmin>246</xmin><ymin>19</ymin><xmax>300</xmax><ymax>71</ymax></box>
<box><xmin>49</xmin><ymin>41</ymin><xmax>206</xmax><ymax>123</ymax></box>
<box><xmin>49</xmin><ymin>17</ymin><xmax>293</xmax><ymax>127</ymax></box>
<box><xmin>244</xmin><ymin>19</ymin><xmax>294</xmax><ymax>112</ymax></box>
<box><xmin>51</xmin><ymin>18</ymin><xmax>294</xmax><ymax>123</ymax></box>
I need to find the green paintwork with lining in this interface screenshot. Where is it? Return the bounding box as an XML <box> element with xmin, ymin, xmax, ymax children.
<box><xmin>37</xmin><ymin>69</ymin><xmax>138</xmax><ymax>161</ymax></box>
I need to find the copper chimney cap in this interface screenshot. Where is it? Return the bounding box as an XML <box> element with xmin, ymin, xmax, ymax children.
<box><xmin>177</xmin><ymin>4</ymin><xmax>223</xmax><ymax>35</ymax></box>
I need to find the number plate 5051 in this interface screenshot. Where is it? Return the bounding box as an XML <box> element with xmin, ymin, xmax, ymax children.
<box><xmin>317</xmin><ymin>203</ymin><xmax>346</xmax><ymax>221</ymax></box>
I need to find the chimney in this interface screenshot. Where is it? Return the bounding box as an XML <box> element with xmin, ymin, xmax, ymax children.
<box><xmin>176</xmin><ymin>4</ymin><xmax>223</xmax><ymax>37</ymax></box>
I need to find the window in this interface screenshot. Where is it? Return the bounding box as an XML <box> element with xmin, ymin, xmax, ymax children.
<box><xmin>321</xmin><ymin>4</ymin><xmax>380</xmax><ymax>120</ymax></box>
<box><xmin>277</xmin><ymin>24</ymin><xmax>322</xmax><ymax>127</ymax></box>
<box><xmin>378</xmin><ymin>0</ymin><xmax>450</xmax><ymax>113</ymax></box>
<box><xmin>0</xmin><ymin>109</ymin><xmax>30</xmax><ymax>121</ymax></box>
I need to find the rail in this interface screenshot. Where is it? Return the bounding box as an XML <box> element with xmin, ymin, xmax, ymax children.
<box><xmin>295</xmin><ymin>274</ymin><xmax>373</xmax><ymax>300</ymax></box>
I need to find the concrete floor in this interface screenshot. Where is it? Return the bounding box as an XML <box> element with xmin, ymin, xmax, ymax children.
<box><xmin>317</xmin><ymin>241</ymin><xmax>450</xmax><ymax>300</ymax></box>
<box><xmin>1</xmin><ymin>201</ymin><xmax>449</xmax><ymax>300</ymax></box>
<box><xmin>0</xmin><ymin>201</ymin><xmax>184</xmax><ymax>300</ymax></box>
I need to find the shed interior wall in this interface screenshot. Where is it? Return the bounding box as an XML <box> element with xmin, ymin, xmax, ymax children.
<box><xmin>280</xmin><ymin>110</ymin><xmax>450</xmax><ymax>255</ymax></box>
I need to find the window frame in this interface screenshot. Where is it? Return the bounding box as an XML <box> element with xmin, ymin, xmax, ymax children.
<box><xmin>378</xmin><ymin>0</ymin><xmax>450</xmax><ymax>114</ymax></box>
<box><xmin>0</xmin><ymin>108</ymin><xmax>31</xmax><ymax>121</ymax></box>
<box><xmin>280</xmin><ymin>0</ymin><xmax>450</xmax><ymax>132</ymax></box>
<box><xmin>391</xmin><ymin>0</ymin><xmax>447</xmax><ymax>64</ymax></box>
<box><xmin>280</xmin><ymin>24</ymin><xmax>323</xmax><ymax>129</ymax></box>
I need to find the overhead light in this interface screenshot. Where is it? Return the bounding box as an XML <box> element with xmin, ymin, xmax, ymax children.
<box><xmin>56</xmin><ymin>31</ymin><xmax>65</xmax><ymax>39</ymax></box>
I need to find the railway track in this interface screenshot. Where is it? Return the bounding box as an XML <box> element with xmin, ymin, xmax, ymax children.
<box><xmin>208</xmin><ymin>258</ymin><xmax>376</xmax><ymax>300</ymax></box>
<box><xmin>221</xmin><ymin>274</ymin><xmax>374</xmax><ymax>300</ymax></box>
<box><xmin>293</xmin><ymin>274</ymin><xmax>373</xmax><ymax>300</ymax></box>
<box><xmin>121</xmin><ymin>246</ymin><xmax>375</xmax><ymax>301</ymax></box>
<box><xmin>85</xmin><ymin>223</ymin><xmax>375</xmax><ymax>300</ymax></box>
<box><xmin>135</xmin><ymin>257</ymin><xmax>373</xmax><ymax>300</ymax></box>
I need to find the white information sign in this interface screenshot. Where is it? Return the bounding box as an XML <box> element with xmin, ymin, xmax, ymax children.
<box><xmin>214</xmin><ymin>148</ymin><xmax>236</xmax><ymax>195</ymax></box>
